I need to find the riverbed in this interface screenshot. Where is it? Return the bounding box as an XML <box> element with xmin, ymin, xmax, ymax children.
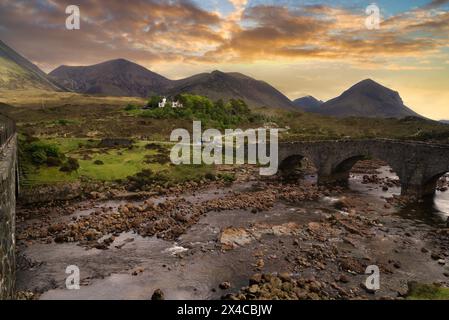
<box><xmin>15</xmin><ymin>165</ymin><xmax>449</xmax><ymax>300</ymax></box>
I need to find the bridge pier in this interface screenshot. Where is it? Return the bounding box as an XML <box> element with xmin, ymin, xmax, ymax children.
<box><xmin>401</xmin><ymin>183</ymin><xmax>436</xmax><ymax>199</ymax></box>
<box><xmin>317</xmin><ymin>172</ymin><xmax>350</xmax><ymax>186</ymax></box>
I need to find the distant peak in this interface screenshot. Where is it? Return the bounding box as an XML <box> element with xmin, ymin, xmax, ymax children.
<box><xmin>106</xmin><ymin>58</ymin><xmax>133</xmax><ymax>64</ymax></box>
<box><xmin>359</xmin><ymin>78</ymin><xmax>377</xmax><ymax>84</ymax></box>
<box><xmin>353</xmin><ymin>78</ymin><xmax>384</xmax><ymax>88</ymax></box>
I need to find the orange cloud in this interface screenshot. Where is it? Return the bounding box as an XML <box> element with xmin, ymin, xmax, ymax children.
<box><xmin>0</xmin><ymin>0</ymin><xmax>447</xmax><ymax>72</ymax></box>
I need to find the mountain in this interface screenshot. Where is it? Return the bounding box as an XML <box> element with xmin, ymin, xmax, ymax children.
<box><xmin>49</xmin><ymin>59</ymin><xmax>171</xmax><ymax>97</ymax></box>
<box><xmin>164</xmin><ymin>70</ymin><xmax>295</xmax><ymax>109</ymax></box>
<box><xmin>50</xmin><ymin>60</ymin><xmax>295</xmax><ymax>109</ymax></box>
<box><xmin>0</xmin><ymin>40</ymin><xmax>64</xmax><ymax>91</ymax></box>
<box><xmin>306</xmin><ymin>79</ymin><xmax>421</xmax><ymax>118</ymax></box>
<box><xmin>293</xmin><ymin>95</ymin><xmax>323</xmax><ymax>111</ymax></box>
<box><xmin>440</xmin><ymin>120</ymin><xmax>449</xmax><ymax>124</ymax></box>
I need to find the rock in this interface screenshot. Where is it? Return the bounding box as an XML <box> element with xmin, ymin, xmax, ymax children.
<box><xmin>438</xmin><ymin>259</ymin><xmax>446</xmax><ymax>265</ymax></box>
<box><xmin>249</xmin><ymin>274</ymin><xmax>263</xmax><ymax>285</ymax></box>
<box><xmin>151</xmin><ymin>289</ymin><xmax>165</xmax><ymax>300</ymax></box>
<box><xmin>278</xmin><ymin>272</ymin><xmax>292</xmax><ymax>283</ymax></box>
<box><xmin>360</xmin><ymin>282</ymin><xmax>376</xmax><ymax>294</ymax></box>
<box><xmin>431</xmin><ymin>252</ymin><xmax>443</xmax><ymax>260</ymax></box>
<box><xmin>337</xmin><ymin>274</ymin><xmax>350</xmax><ymax>284</ymax></box>
<box><xmin>309</xmin><ymin>281</ymin><xmax>322</xmax><ymax>293</ymax></box>
<box><xmin>219</xmin><ymin>282</ymin><xmax>231</xmax><ymax>290</ymax></box>
<box><xmin>248</xmin><ymin>285</ymin><xmax>260</xmax><ymax>294</ymax></box>
<box><xmin>255</xmin><ymin>258</ymin><xmax>265</xmax><ymax>270</ymax></box>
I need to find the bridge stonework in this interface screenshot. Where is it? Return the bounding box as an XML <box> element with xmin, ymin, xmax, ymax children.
<box><xmin>0</xmin><ymin>134</ymin><xmax>17</xmax><ymax>299</ymax></box>
<box><xmin>279</xmin><ymin>139</ymin><xmax>449</xmax><ymax>198</ymax></box>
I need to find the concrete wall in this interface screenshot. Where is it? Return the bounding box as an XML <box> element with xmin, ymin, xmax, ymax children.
<box><xmin>0</xmin><ymin>134</ymin><xmax>17</xmax><ymax>299</ymax></box>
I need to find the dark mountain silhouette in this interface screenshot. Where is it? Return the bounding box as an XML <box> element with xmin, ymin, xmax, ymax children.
<box><xmin>306</xmin><ymin>79</ymin><xmax>421</xmax><ymax>118</ymax></box>
<box><xmin>0</xmin><ymin>40</ymin><xmax>64</xmax><ymax>91</ymax></box>
<box><xmin>440</xmin><ymin>120</ymin><xmax>449</xmax><ymax>124</ymax></box>
<box><xmin>51</xmin><ymin>62</ymin><xmax>295</xmax><ymax>109</ymax></box>
<box><xmin>49</xmin><ymin>59</ymin><xmax>171</xmax><ymax>97</ymax></box>
<box><xmin>293</xmin><ymin>95</ymin><xmax>323</xmax><ymax>111</ymax></box>
<box><xmin>164</xmin><ymin>70</ymin><xmax>295</xmax><ymax>109</ymax></box>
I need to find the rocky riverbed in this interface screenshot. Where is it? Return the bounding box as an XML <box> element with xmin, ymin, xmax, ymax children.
<box><xmin>15</xmin><ymin>161</ymin><xmax>449</xmax><ymax>300</ymax></box>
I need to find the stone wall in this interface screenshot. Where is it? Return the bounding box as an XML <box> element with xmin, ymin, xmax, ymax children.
<box><xmin>0</xmin><ymin>134</ymin><xmax>17</xmax><ymax>299</ymax></box>
<box><xmin>279</xmin><ymin>139</ymin><xmax>449</xmax><ymax>198</ymax></box>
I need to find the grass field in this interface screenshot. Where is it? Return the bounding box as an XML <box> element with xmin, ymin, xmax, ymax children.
<box><xmin>406</xmin><ymin>283</ymin><xmax>449</xmax><ymax>300</ymax></box>
<box><xmin>3</xmin><ymin>90</ymin><xmax>449</xmax><ymax>186</ymax></box>
<box><xmin>2</xmin><ymin>90</ymin><xmax>449</xmax><ymax>143</ymax></box>
<box><xmin>22</xmin><ymin>138</ymin><xmax>214</xmax><ymax>185</ymax></box>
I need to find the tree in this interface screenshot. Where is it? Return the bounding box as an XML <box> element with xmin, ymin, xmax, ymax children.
<box><xmin>146</xmin><ymin>95</ymin><xmax>162</xmax><ymax>109</ymax></box>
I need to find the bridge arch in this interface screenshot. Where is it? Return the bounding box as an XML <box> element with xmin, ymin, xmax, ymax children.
<box><xmin>421</xmin><ymin>171</ymin><xmax>449</xmax><ymax>197</ymax></box>
<box><xmin>330</xmin><ymin>152</ymin><xmax>404</xmax><ymax>188</ymax></box>
<box><xmin>278</xmin><ymin>139</ymin><xmax>449</xmax><ymax>200</ymax></box>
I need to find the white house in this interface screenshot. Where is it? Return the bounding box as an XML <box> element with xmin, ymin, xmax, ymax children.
<box><xmin>158</xmin><ymin>97</ymin><xmax>183</xmax><ymax>108</ymax></box>
<box><xmin>158</xmin><ymin>97</ymin><xmax>168</xmax><ymax>108</ymax></box>
<box><xmin>172</xmin><ymin>100</ymin><xmax>183</xmax><ymax>108</ymax></box>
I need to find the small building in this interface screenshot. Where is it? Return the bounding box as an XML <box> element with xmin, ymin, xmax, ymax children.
<box><xmin>158</xmin><ymin>97</ymin><xmax>183</xmax><ymax>108</ymax></box>
<box><xmin>158</xmin><ymin>97</ymin><xmax>167</xmax><ymax>108</ymax></box>
<box><xmin>172</xmin><ymin>100</ymin><xmax>183</xmax><ymax>108</ymax></box>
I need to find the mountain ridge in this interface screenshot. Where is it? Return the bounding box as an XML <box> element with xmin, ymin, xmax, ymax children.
<box><xmin>50</xmin><ymin>63</ymin><xmax>296</xmax><ymax>109</ymax></box>
<box><xmin>49</xmin><ymin>59</ymin><xmax>170</xmax><ymax>97</ymax></box>
<box><xmin>303</xmin><ymin>79</ymin><xmax>421</xmax><ymax>118</ymax></box>
<box><xmin>0</xmin><ymin>40</ymin><xmax>65</xmax><ymax>91</ymax></box>
<box><xmin>293</xmin><ymin>95</ymin><xmax>324</xmax><ymax>111</ymax></box>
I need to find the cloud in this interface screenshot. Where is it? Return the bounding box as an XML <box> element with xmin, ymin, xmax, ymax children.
<box><xmin>422</xmin><ymin>0</ymin><xmax>449</xmax><ymax>9</ymax></box>
<box><xmin>0</xmin><ymin>0</ymin><xmax>223</xmax><ymax>70</ymax></box>
<box><xmin>201</xmin><ymin>4</ymin><xmax>449</xmax><ymax>66</ymax></box>
<box><xmin>0</xmin><ymin>0</ymin><xmax>447</xmax><ymax>72</ymax></box>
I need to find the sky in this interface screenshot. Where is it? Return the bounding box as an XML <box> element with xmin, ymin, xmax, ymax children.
<box><xmin>0</xmin><ymin>0</ymin><xmax>448</xmax><ymax>119</ymax></box>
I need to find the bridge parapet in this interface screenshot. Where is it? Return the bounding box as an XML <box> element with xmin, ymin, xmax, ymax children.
<box><xmin>0</xmin><ymin>113</ymin><xmax>17</xmax><ymax>300</ymax></box>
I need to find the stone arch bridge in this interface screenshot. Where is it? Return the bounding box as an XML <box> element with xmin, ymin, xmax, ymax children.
<box><xmin>279</xmin><ymin>139</ymin><xmax>449</xmax><ymax>198</ymax></box>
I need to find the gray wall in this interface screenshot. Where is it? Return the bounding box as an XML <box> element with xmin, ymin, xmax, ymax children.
<box><xmin>0</xmin><ymin>134</ymin><xmax>17</xmax><ymax>299</ymax></box>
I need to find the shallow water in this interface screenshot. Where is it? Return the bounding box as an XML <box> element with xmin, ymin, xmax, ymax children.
<box><xmin>17</xmin><ymin>169</ymin><xmax>449</xmax><ymax>300</ymax></box>
<box><xmin>349</xmin><ymin>166</ymin><xmax>449</xmax><ymax>225</ymax></box>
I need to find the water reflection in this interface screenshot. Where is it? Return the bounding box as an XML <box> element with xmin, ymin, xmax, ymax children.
<box><xmin>349</xmin><ymin>166</ymin><xmax>449</xmax><ymax>226</ymax></box>
<box><xmin>397</xmin><ymin>193</ymin><xmax>449</xmax><ymax>227</ymax></box>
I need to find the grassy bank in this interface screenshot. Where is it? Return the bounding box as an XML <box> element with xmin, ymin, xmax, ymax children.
<box><xmin>406</xmin><ymin>283</ymin><xmax>449</xmax><ymax>300</ymax></box>
<box><xmin>20</xmin><ymin>137</ymin><xmax>214</xmax><ymax>186</ymax></box>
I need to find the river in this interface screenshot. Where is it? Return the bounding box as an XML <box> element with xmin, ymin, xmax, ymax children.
<box><xmin>15</xmin><ymin>165</ymin><xmax>449</xmax><ymax>300</ymax></box>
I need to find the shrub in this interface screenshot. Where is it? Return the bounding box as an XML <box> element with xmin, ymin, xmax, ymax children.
<box><xmin>138</xmin><ymin>94</ymin><xmax>266</xmax><ymax>128</ymax></box>
<box><xmin>218</xmin><ymin>173</ymin><xmax>236</xmax><ymax>183</ymax></box>
<box><xmin>125</xmin><ymin>169</ymin><xmax>168</xmax><ymax>192</ymax></box>
<box><xmin>25</xmin><ymin>141</ymin><xmax>62</xmax><ymax>165</ymax></box>
<box><xmin>54</xmin><ymin>119</ymin><xmax>76</xmax><ymax>126</ymax></box>
<box><xmin>124</xmin><ymin>104</ymin><xmax>139</xmax><ymax>111</ymax></box>
<box><xmin>60</xmin><ymin>157</ymin><xmax>80</xmax><ymax>173</ymax></box>
<box><xmin>204</xmin><ymin>172</ymin><xmax>216</xmax><ymax>181</ymax></box>
<box><xmin>46</xmin><ymin>156</ymin><xmax>63</xmax><ymax>167</ymax></box>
